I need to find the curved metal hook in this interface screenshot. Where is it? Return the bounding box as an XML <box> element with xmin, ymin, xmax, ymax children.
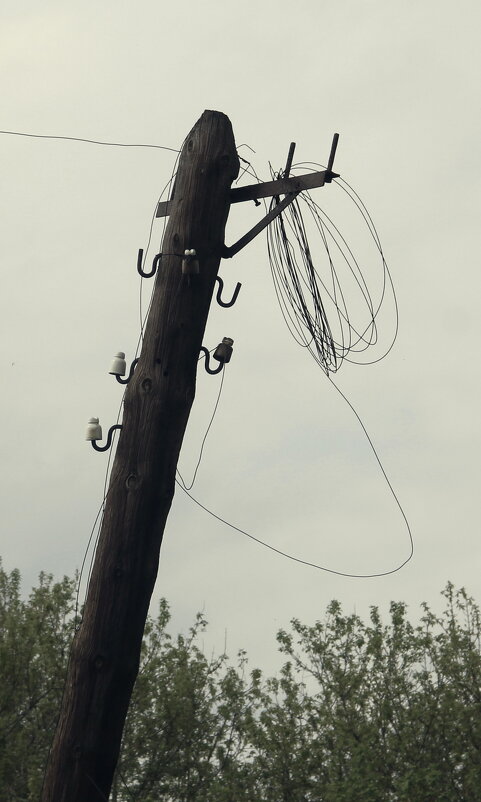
<box><xmin>137</xmin><ymin>248</ymin><xmax>161</xmax><ymax>279</ymax></box>
<box><xmin>199</xmin><ymin>347</ymin><xmax>223</xmax><ymax>375</ymax></box>
<box><xmin>91</xmin><ymin>425</ymin><xmax>123</xmax><ymax>452</ymax></box>
<box><xmin>215</xmin><ymin>275</ymin><xmax>242</xmax><ymax>308</ymax></box>
<box><xmin>115</xmin><ymin>358</ymin><xmax>139</xmax><ymax>385</ymax></box>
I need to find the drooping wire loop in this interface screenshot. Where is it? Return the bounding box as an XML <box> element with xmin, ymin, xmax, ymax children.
<box><xmin>267</xmin><ymin>168</ymin><xmax>398</xmax><ymax>376</ymax></box>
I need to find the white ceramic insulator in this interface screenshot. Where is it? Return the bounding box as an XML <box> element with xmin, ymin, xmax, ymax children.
<box><xmin>86</xmin><ymin>417</ymin><xmax>102</xmax><ymax>441</ymax></box>
<box><xmin>109</xmin><ymin>352</ymin><xmax>126</xmax><ymax>376</ymax></box>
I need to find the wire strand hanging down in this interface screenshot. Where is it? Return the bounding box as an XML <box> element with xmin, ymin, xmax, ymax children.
<box><xmin>267</xmin><ymin>166</ymin><xmax>398</xmax><ymax>375</ymax></box>
<box><xmin>176</xmin><ymin>371</ymin><xmax>413</xmax><ymax>579</ymax></box>
<box><xmin>177</xmin><ymin>365</ymin><xmax>226</xmax><ymax>491</ymax></box>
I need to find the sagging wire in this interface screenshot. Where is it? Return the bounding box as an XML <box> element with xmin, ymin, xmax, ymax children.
<box><xmin>176</xmin><ymin>455</ymin><xmax>413</xmax><ymax>579</ymax></box>
<box><xmin>176</xmin><ymin>365</ymin><xmax>414</xmax><ymax>579</ymax></box>
<box><xmin>0</xmin><ymin>128</ymin><xmax>179</xmax><ymax>152</ymax></box>
<box><xmin>171</xmin><ymin>150</ymin><xmax>411</xmax><ymax>578</ymax></box>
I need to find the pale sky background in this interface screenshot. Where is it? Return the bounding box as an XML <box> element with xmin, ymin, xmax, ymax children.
<box><xmin>1</xmin><ymin>0</ymin><xmax>480</xmax><ymax>675</ymax></box>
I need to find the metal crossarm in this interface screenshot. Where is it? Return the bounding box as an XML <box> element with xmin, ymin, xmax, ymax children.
<box><xmin>155</xmin><ymin>133</ymin><xmax>340</xmax><ymax>260</ymax></box>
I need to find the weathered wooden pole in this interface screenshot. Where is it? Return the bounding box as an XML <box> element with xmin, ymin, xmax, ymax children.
<box><xmin>41</xmin><ymin>110</ymin><xmax>239</xmax><ymax>802</ymax></box>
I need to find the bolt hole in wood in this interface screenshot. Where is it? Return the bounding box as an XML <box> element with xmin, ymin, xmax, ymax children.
<box><xmin>141</xmin><ymin>378</ymin><xmax>152</xmax><ymax>392</ymax></box>
<box><xmin>125</xmin><ymin>474</ymin><xmax>138</xmax><ymax>490</ymax></box>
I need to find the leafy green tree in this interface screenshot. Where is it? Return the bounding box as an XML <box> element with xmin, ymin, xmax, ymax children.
<box><xmin>2</xmin><ymin>558</ymin><xmax>481</xmax><ymax>802</ymax></box>
<box><xmin>0</xmin><ymin>560</ymin><xmax>76</xmax><ymax>801</ymax></box>
<box><xmin>250</xmin><ymin>584</ymin><xmax>481</xmax><ymax>802</ymax></box>
<box><xmin>114</xmin><ymin>603</ymin><xmax>260</xmax><ymax>802</ymax></box>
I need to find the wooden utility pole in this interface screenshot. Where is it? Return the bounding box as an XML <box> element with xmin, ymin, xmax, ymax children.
<box><xmin>41</xmin><ymin>110</ymin><xmax>240</xmax><ymax>802</ymax></box>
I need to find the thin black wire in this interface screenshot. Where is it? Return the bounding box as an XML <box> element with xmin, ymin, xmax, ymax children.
<box><xmin>236</xmin><ymin>143</ymin><xmax>256</xmax><ymax>153</ymax></box>
<box><xmin>168</xmin><ymin>153</ymin><xmax>412</xmax><ymax>578</ymax></box>
<box><xmin>74</xmin><ymin>489</ymin><xmax>110</xmax><ymax>627</ymax></box>
<box><xmin>267</xmin><ymin>164</ymin><xmax>398</xmax><ymax>375</ymax></box>
<box><xmin>82</xmin><ymin>400</ymin><xmax>124</xmax><ymax>601</ymax></box>
<box><xmin>0</xmin><ymin>128</ymin><xmax>179</xmax><ymax>152</ymax></box>
<box><xmin>139</xmin><ymin>141</ymin><xmax>184</xmax><ymax>341</ymax></box>
<box><xmin>118</xmin><ymin>769</ymin><xmax>136</xmax><ymax>800</ymax></box>
<box><xmin>85</xmin><ymin>772</ymin><xmax>109</xmax><ymax>800</ymax></box>
<box><xmin>176</xmin><ymin>374</ymin><xmax>413</xmax><ymax>579</ymax></box>
<box><xmin>176</xmin><ymin>365</ymin><xmax>226</xmax><ymax>491</ymax></box>
<box><xmin>302</xmin><ymin>172</ymin><xmax>399</xmax><ymax>366</ymax></box>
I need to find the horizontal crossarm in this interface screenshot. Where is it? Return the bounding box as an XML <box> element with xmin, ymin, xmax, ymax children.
<box><xmin>156</xmin><ymin>168</ymin><xmax>339</xmax><ymax>218</ymax></box>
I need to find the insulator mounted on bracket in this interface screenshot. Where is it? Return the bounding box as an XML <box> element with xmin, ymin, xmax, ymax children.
<box><xmin>86</xmin><ymin>417</ymin><xmax>102</xmax><ymax>441</ymax></box>
<box><xmin>109</xmin><ymin>353</ymin><xmax>139</xmax><ymax>385</ymax></box>
<box><xmin>85</xmin><ymin>418</ymin><xmax>123</xmax><ymax>452</ymax></box>
<box><xmin>213</xmin><ymin>337</ymin><xmax>233</xmax><ymax>364</ymax></box>
<box><xmin>109</xmin><ymin>352</ymin><xmax>126</xmax><ymax>377</ymax></box>
<box><xmin>200</xmin><ymin>337</ymin><xmax>234</xmax><ymax>375</ymax></box>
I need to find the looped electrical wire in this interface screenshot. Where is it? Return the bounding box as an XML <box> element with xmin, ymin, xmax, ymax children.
<box><xmin>267</xmin><ymin>166</ymin><xmax>398</xmax><ymax>375</ymax></box>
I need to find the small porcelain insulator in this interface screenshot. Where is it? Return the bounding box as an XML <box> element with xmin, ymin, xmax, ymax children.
<box><xmin>182</xmin><ymin>248</ymin><xmax>199</xmax><ymax>275</ymax></box>
<box><xmin>109</xmin><ymin>352</ymin><xmax>126</xmax><ymax>376</ymax></box>
<box><xmin>213</xmin><ymin>337</ymin><xmax>234</xmax><ymax>364</ymax></box>
<box><xmin>86</xmin><ymin>417</ymin><xmax>102</xmax><ymax>441</ymax></box>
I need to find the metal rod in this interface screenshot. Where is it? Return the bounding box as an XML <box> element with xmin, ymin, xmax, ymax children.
<box><xmin>223</xmin><ymin>191</ymin><xmax>301</xmax><ymax>258</ymax></box>
<box><xmin>284</xmin><ymin>142</ymin><xmax>296</xmax><ymax>179</ymax></box>
<box><xmin>327</xmin><ymin>133</ymin><xmax>339</xmax><ymax>174</ymax></box>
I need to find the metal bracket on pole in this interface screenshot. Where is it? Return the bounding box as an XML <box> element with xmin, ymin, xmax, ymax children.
<box><xmin>222</xmin><ymin>191</ymin><xmax>302</xmax><ymax>258</ymax></box>
<box><xmin>215</xmin><ymin>275</ymin><xmax>242</xmax><ymax>308</ymax></box>
<box><xmin>91</xmin><ymin>425</ymin><xmax>123</xmax><ymax>453</ymax></box>
<box><xmin>155</xmin><ymin>133</ymin><xmax>340</xmax><ymax>261</ymax></box>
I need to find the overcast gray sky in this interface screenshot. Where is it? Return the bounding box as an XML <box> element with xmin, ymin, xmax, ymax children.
<box><xmin>1</xmin><ymin>0</ymin><xmax>480</xmax><ymax>674</ymax></box>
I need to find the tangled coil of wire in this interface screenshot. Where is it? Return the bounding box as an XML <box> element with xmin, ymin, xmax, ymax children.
<box><xmin>267</xmin><ymin>165</ymin><xmax>398</xmax><ymax>375</ymax></box>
